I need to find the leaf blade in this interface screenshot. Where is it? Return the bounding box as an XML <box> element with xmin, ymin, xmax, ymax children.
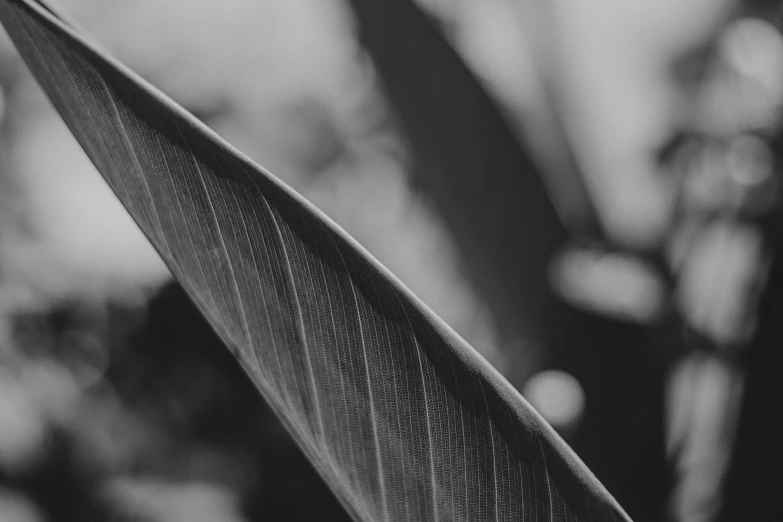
<box><xmin>0</xmin><ymin>1</ymin><xmax>631</xmax><ymax>520</ymax></box>
<box><xmin>346</xmin><ymin>0</ymin><xmax>569</xmax><ymax>352</ymax></box>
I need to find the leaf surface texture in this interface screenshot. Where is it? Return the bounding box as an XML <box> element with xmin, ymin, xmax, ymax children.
<box><xmin>0</xmin><ymin>1</ymin><xmax>630</xmax><ymax>520</ymax></box>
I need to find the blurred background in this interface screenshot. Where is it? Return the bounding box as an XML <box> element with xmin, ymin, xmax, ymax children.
<box><xmin>1</xmin><ymin>0</ymin><xmax>781</xmax><ymax>520</ymax></box>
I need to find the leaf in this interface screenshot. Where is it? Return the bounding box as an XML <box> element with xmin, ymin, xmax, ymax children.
<box><xmin>347</xmin><ymin>0</ymin><xmax>569</xmax><ymax>351</ymax></box>
<box><xmin>0</xmin><ymin>1</ymin><xmax>631</xmax><ymax>520</ymax></box>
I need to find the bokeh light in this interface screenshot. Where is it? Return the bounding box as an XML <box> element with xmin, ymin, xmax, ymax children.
<box><xmin>523</xmin><ymin>370</ymin><xmax>585</xmax><ymax>431</ymax></box>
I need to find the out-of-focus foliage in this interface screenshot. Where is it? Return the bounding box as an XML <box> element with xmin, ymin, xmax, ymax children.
<box><xmin>346</xmin><ymin>0</ymin><xmax>568</xmax><ymax>389</ymax></box>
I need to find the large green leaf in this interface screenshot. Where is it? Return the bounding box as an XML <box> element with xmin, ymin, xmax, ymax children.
<box><xmin>0</xmin><ymin>1</ymin><xmax>630</xmax><ymax>520</ymax></box>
